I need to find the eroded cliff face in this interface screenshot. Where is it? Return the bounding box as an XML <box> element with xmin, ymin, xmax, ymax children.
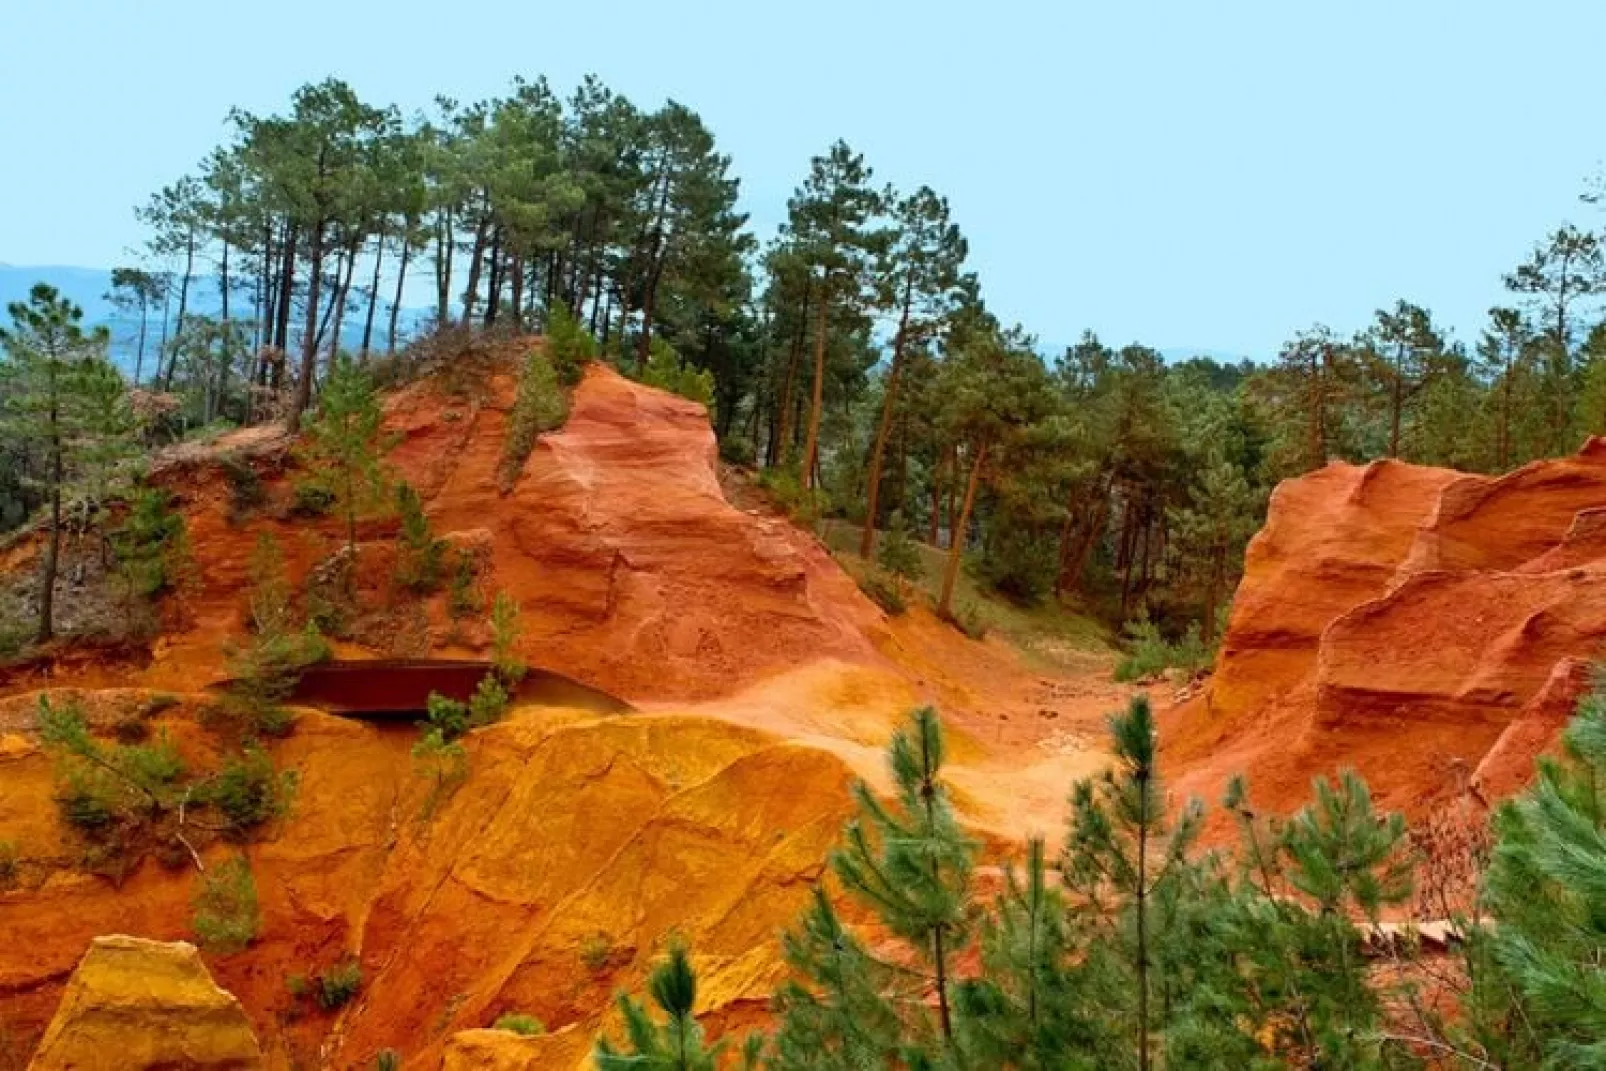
<box><xmin>0</xmin><ymin>346</ymin><xmax>1132</xmax><ymax>1066</ymax></box>
<box><xmin>1165</xmin><ymin>441</ymin><xmax>1606</xmax><ymax>824</ymax></box>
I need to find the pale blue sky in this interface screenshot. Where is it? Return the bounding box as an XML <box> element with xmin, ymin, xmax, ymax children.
<box><xmin>3</xmin><ymin>0</ymin><xmax>1603</xmax><ymax>356</ymax></box>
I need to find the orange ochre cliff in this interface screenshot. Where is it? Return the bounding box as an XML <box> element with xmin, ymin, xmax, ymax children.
<box><xmin>0</xmin><ymin>352</ymin><xmax>1130</xmax><ymax>1068</ymax></box>
<box><xmin>7</xmin><ymin>346</ymin><xmax>1605</xmax><ymax>1067</ymax></box>
<box><xmin>1164</xmin><ymin>440</ymin><xmax>1606</xmax><ymax>827</ymax></box>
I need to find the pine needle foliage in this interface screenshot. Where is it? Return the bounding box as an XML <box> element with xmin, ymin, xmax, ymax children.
<box><xmin>833</xmin><ymin>706</ymin><xmax>975</xmax><ymax>1051</ymax></box>
<box><xmin>191</xmin><ymin>854</ymin><xmax>261</xmax><ymax>954</ymax></box>
<box><xmin>1472</xmin><ymin>681</ymin><xmax>1606</xmax><ymax>1067</ymax></box>
<box><xmin>297</xmin><ymin>354</ymin><xmax>389</xmax><ymax>558</ymax></box>
<box><xmin>394</xmin><ymin>480</ymin><xmax>444</xmax><ymax>593</ymax></box>
<box><xmin>596</xmin><ymin>943</ymin><xmax>724</xmax><ymax>1071</ymax></box>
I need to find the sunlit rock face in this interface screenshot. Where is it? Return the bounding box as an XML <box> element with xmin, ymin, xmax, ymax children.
<box><xmin>1166</xmin><ymin>441</ymin><xmax>1606</xmax><ymax>829</ymax></box>
<box><xmin>28</xmin><ymin>935</ymin><xmax>262</xmax><ymax>1070</ymax></box>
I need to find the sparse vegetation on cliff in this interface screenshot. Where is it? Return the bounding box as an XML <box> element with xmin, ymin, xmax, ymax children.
<box><xmin>191</xmin><ymin>855</ymin><xmax>261</xmax><ymax>954</ymax></box>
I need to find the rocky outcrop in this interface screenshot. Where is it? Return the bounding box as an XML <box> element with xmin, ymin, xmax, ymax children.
<box><xmin>1166</xmin><ymin>442</ymin><xmax>1606</xmax><ymax>824</ymax></box>
<box><xmin>27</xmin><ymin>936</ymin><xmax>261</xmax><ymax>1070</ymax></box>
<box><xmin>52</xmin><ymin>350</ymin><xmax>886</xmax><ymax>705</ymax></box>
<box><xmin>441</xmin><ymin>1026</ymin><xmax>591</xmax><ymax>1070</ymax></box>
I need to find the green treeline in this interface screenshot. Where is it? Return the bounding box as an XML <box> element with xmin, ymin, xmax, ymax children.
<box><xmin>600</xmin><ymin>687</ymin><xmax>1606</xmax><ymax>1069</ymax></box>
<box><xmin>9</xmin><ymin>74</ymin><xmax>1606</xmax><ymax>648</ymax></box>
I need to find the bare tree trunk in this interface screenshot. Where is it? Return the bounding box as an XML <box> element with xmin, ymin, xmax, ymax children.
<box><xmin>37</xmin><ymin>377</ymin><xmax>62</xmax><ymax>643</ymax></box>
<box><xmin>939</xmin><ymin>441</ymin><xmax>988</xmax><ymax>618</ymax></box>
<box><xmin>328</xmin><ymin>238</ymin><xmax>361</xmax><ymax>363</ymax></box>
<box><xmin>289</xmin><ymin>217</ymin><xmax>326</xmax><ymax>434</ymax></box>
<box><xmin>460</xmin><ymin>207</ymin><xmax>490</xmax><ymax>326</ymax></box>
<box><xmin>484</xmin><ymin>226</ymin><xmax>504</xmax><ymax>327</ymax></box>
<box><xmin>388</xmin><ymin>235</ymin><xmax>411</xmax><ymax>355</ymax></box>
<box><xmin>360</xmin><ymin>230</ymin><xmax>385</xmax><ymax>360</ymax></box>
<box><xmin>859</xmin><ymin>280</ymin><xmax>914</xmax><ymax>557</ymax></box>
<box><xmin>800</xmin><ymin>275</ymin><xmax>830</xmax><ymax>490</ymax></box>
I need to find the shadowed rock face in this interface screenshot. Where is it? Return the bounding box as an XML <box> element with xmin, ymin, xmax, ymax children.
<box><xmin>1166</xmin><ymin>441</ymin><xmax>1606</xmax><ymax>829</ymax></box>
<box><xmin>28</xmin><ymin>935</ymin><xmax>262</xmax><ymax>1070</ymax></box>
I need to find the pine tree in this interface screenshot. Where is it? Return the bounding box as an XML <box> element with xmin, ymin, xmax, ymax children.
<box><xmin>0</xmin><ymin>284</ymin><xmax>135</xmax><ymax>643</ymax></box>
<box><xmin>1061</xmin><ymin>696</ymin><xmax>1202</xmax><ymax>1071</ymax></box>
<box><xmin>1165</xmin><ymin>453</ymin><xmax>1259</xmax><ymax>645</ymax></box>
<box><xmin>1475</xmin><ymin>681</ymin><xmax>1606</xmax><ymax>1067</ymax></box>
<box><xmin>769</xmin><ymin>886</ymin><xmax>906</xmax><ymax>1069</ymax></box>
<box><xmin>876</xmin><ymin>510</ymin><xmax>924</xmax><ymax>595</ymax></box>
<box><xmin>861</xmin><ymin>187</ymin><xmax>971</xmax><ymax>557</ymax></box>
<box><xmin>595</xmin><ymin>944</ymin><xmax>724</xmax><ymax>1071</ymax></box>
<box><xmin>784</xmin><ymin>142</ymin><xmax>884</xmax><ymax>493</ymax></box>
<box><xmin>954</xmin><ymin>838</ymin><xmax>1116</xmax><ymax>1068</ymax></box>
<box><xmin>298</xmin><ymin>353</ymin><xmax>389</xmax><ymax>560</ymax></box>
<box><xmin>1360</xmin><ymin>300</ymin><xmax>1446</xmax><ymax>458</ymax></box>
<box><xmin>831</xmin><ymin>706</ymin><xmax>975</xmax><ymax>1049</ymax></box>
<box><xmin>394</xmin><ymin>480</ymin><xmax>444</xmax><ymax>592</ymax></box>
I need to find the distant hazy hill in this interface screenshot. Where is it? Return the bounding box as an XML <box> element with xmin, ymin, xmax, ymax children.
<box><xmin>0</xmin><ymin>263</ymin><xmax>430</xmax><ymax>378</ymax></box>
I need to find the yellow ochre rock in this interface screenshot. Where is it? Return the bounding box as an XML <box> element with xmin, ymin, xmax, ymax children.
<box><xmin>28</xmin><ymin>935</ymin><xmax>262</xmax><ymax>1070</ymax></box>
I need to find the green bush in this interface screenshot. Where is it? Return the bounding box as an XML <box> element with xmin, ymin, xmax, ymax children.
<box><xmin>289</xmin><ymin>481</ymin><xmax>337</xmax><ymax>518</ymax></box>
<box><xmin>424</xmin><ymin>691</ymin><xmax>470</xmax><ymax>741</ymax></box>
<box><xmin>191</xmin><ymin>855</ymin><xmax>260</xmax><ymax>954</ymax></box>
<box><xmin>501</xmin><ymin>350</ymin><xmax>567</xmax><ymax>487</ymax></box>
<box><xmin>374</xmin><ymin>1051</ymin><xmax>401</xmax><ymax>1071</ymax></box>
<box><xmin>948</xmin><ymin>600</ymin><xmax>989</xmax><ymax>640</ymax></box>
<box><xmin>493</xmin><ymin>1013</ymin><xmax>545</xmax><ymax>1037</ymax></box>
<box><xmin>411</xmin><ymin>727</ymin><xmax>468</xmax><ymax>818</ymax></box>
<box><xmin>544</xmin><ymin>300</ymin><xmax>596</xmax><ymax>387</ymax></box>
<box><xmin>395</xmin><ymin>481</ymin><xmax>445</xmax><ymax>593</ymax></box>
<box><xmin>876</xmin><ymin>511</ymin><xmax>925</xmax><ymax>585</ymax></box>
<box><xmin>113</xmin><ymin>486</ymin><xmax>191</xmax><ymax>599</ymax></box>
<box><xmin>315</xmin><ymin>958</ymin><xmax>363</xmax><ymax>1011</ymax></box>
<box><xmin>641</xmin><ymin>338</ymin><xmax>715</xmax><ymax>410</ymax></box>
<box><xmin>206</xmin><ymin>745</ymin><xmax>297</xmax><ymax>838</ymax></box>
<box><xmin>1113</xmin><ymin>615</ymin><xmax>1213</xmax><ymax>682</ymax></box>
<box><xmin>757</xmin><ymin>463</ymin><xmax>818</xmax><ymax>526</ymax></box>
<box><xmin>580</xmin><ymin>932</ymin><xmax>615</xmax><ymax>973</ymax></box>
<box><xmin>39</xmin><ymin>697</ymin><xmax>186</xmax><ymax>839</ymax></box>
<box><xmin>718</xmin><ymin>436</ymin><xmax>755</xmax><ymax>468</ymax></box>
<box><xmin>856</xmin><ymin>568</ymin><xmax>907</xmax><ymax>616</ymax></box>
<box><xmin>448</xmin><ymin>548</ymin><xmax>483</xmax><ymax>618</ymax></box>
<box><xmin>468</xmin><ymin>674</ymin><xmax>509</xmax><ymax>729</ymax></box>
<box><xmin>490</xmin><ymin>590</ymin><xmax>526</xmax><ymax>685</ymax></box>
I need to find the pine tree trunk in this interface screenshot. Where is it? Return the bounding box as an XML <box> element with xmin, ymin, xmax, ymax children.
<box><xmin>388</xmin><ymin>237</ymin><xmax>411</xmax><ymax>355</ymax></box>
<box><xmin>939</xmin><ymin>441</ymin><xmax>987</xmax><ymax>618</ymax></box>
<box><xmin>273</xmin><ymin>223</ymin><xmax>298</xmax><ymax>357</ymax></box>
<box><xmin>800</xmin><ymin>277</ymin><xmax>830</xmax><ymax>491</ymax></box>
<box><xmin>161</xmin><ymin>228</ymin><xmax>196</xmax><ymax>390</ymax></box>
<box><xmin>329</xmin><ymin>238</ymin><xmax>360</xmax><ymax>363</ymax></box>
<box><xmin>133</xmin><ymin>299</ymin><xmax>148</xmax><ymax>388</ymax></box>
<box><xmin>460</xmin><ymin>210</ymin><xmax>489</xmax><ymax>326</ymax></box>
<box><xmin>509</xmin><ymin>252</ymin><xmax>524</xmax><ymax>330</ymax></box>
<box><xmin>1136</xmin><ymin>766</ymin><xmax>1151</xmax><ymax>1071</ymax></box>
<box><xmin>289</xmin><ymin>217</ymin><xmax>326</xmax><ymax>434</ymax></box>
<box><xmin>859</xmin><ymin>281</ymin><xmax>913</xmax><ymax>558</ymax></box>
<box><xmin>361</xmin><ymin>231</ymin><xmax>385</xmax><ymax>360</ymax></box>
<box><xmin>484</xmin><ymin>226</ymin><xmax>503</xmax><ymax>327</ymax></box>
<box><xmin>37</xmin><ymin>374</ymin><xmax>62</xmax><ymax>643</ymax></box>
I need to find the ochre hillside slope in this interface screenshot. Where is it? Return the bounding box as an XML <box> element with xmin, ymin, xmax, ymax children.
<box><xmin>2</xmin><ymin>351</ymin><xmax>880</xmax><ymax>704</ymax></box>
<box><xmin>1165</xmin><ymin>440</ymin><xmax>1606</xmax><ymax>825</ymax></box>
<box><xmin>0</xmin><ymin>342</ymin><xmax>1137</xmax><ymax>1066</ymax></box>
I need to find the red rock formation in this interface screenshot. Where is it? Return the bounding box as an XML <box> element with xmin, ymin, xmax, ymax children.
<box><xmin>1166</xmin><ymin>442</ymin><xmax>1606</xmax><ymax>826</ymax></box>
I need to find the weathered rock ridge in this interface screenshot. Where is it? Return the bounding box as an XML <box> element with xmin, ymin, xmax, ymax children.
<box><xmin>1165</xmin><ymin>441</ymin><xmax>1606</xmax><ymax>823</ymax></box>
